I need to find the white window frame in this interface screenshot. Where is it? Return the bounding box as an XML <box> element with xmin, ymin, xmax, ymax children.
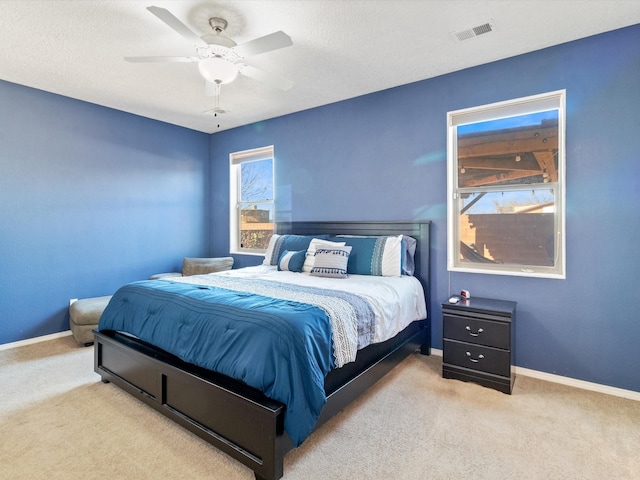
<box><xmin>229</xmin><ymin>146</ymin><xmax>274</xmax><ymax>255</ymax></box>
<box><xmin>447</xmin><ymin>90</ymin><xmax>566</xmax><ymax>279</ymax></box>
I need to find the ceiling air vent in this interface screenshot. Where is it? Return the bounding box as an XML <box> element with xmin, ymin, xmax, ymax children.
<box><xmin>451</xmin><ymin>19</ymin><xmax>495</xmax><ymax>42</ymax></box>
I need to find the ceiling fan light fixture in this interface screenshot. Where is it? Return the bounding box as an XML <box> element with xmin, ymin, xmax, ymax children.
<box><xmin>198</xmin><ymin>57</ymin><xmax>239</xmax><ymax>84</ymax></box>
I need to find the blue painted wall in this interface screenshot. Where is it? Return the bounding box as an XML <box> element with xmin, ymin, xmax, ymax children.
<box><xmin>0</xmin><ymin>81</ymin><xmax>210</xmax><ymax>344</ymax></box>
<box><xmin>2</xmin><ymin>24</ymin><xmax>638</xmax><ymax>393</ymax></box>
<box><xmin>210</xmin><ymin>24</ymin><xmax>640</xmax><ymax>392</ymax></box>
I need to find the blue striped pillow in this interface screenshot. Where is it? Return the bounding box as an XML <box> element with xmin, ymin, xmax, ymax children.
<box><xmin>329</xmin><ymin>235</ymin><xmax>403</xmax><ymax>276</ymax></box>
<box><xmin>263</xmin><ymin>234</ymin><xmax>327</xmax><ymax>266</ymax></box>
<box><xmin>277</xmin><ymin>250</ymin><xmax>306</xmax><ymax>272</ymax></box>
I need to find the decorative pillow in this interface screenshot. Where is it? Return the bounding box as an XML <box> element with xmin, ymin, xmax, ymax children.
<box><xmin>310</xmin><ymin>246</ymin><xmax>352</xmax><ymax>278</ymax></box>
<box><xmin>401</xmin><ymin>236</ymin><xmax>417</xmax><ymax>276</ymax></box>
<box><xmin>302</xmin><ymin>238</ymin><xmax>347</xmax><ymax>273</ymax></box>
<box><xmin>277</xmin><ymin>250</ymin><xmax>306</xmax><ymax>272</ymax></box>
<box><xmin>330</xmin><ymin>235</ymin><xmax>404</xmax><ymax>277</ymax></box>
<box><xmin>262</xmin><ymin>234</ymin><xmax>327</xmax><ymax>266</ymax></box>
<box><xmin>262</xmin><ymin>234</ymin><xmax>280</xmax><ymax>265</ymax></box>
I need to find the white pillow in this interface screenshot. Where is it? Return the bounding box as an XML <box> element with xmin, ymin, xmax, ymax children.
<box><xmin>310</xmin><ymin>246</ymin><xmax>352</xmax><ymax>278</ymax></box>
<box><xmin>378</xmin><ymin>234</ymin><xmax>404</xmax><ymax>277</ymax></box>
<box><xmin>303</xmin><ymin>238</ymin><xmax>346</xmax><ymax>273</ymax></box>
<box><xmin>262</xmin><ymin>234</ymin><xmax>281</xmax><ymax>266</ymax></box>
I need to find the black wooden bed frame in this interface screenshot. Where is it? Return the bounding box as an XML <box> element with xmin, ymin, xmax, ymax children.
<box><xmin>94</xmin><ymin>221</ymin><xmax>431</xmax><ymax>480</ymax></box>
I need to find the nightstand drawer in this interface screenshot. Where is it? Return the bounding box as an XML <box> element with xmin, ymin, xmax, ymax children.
<box><xmin>443</xmin><ymin>314</ymin><xmax>510</xmax><ymax>349</ymax></box>
<box><xmin>443</xmin><ymin>339</ymin><xmax>511</xmax><ymax>378</ymax></box>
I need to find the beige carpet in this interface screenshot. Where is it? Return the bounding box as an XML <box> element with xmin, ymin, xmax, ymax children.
<box><xmin>1</xmin><ymin>336</ymin><xmax>638</xmax><ymax>480</ymax></box>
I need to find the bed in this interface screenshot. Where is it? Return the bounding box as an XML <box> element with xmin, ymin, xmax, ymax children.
<box><xmin>94</xmin><ymin>221</ymin><xmax>431</xmax><ymax>480</ymax></box>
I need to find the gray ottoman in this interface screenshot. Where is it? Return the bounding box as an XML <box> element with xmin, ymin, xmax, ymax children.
<box><xmin>69</xmin><ymin>295</ymin><xmax>112</xmax><ymax>346</ymax></box>
<box><xmin>149</xmin><ymin>257</ymin><xmax>234</xmax><ymax>280</ymax></box>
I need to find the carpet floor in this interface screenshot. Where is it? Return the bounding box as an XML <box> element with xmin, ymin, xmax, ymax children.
<box><xmin>1</xmin><ymin>336</ymin><xmax>638</xmax><ymax>479</ymax></box>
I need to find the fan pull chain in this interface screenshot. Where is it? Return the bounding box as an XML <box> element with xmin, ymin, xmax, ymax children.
<box><xmin>215</xmin><ymin>82</ymin><xmax>221</xmax><ymax>128</ymax></box>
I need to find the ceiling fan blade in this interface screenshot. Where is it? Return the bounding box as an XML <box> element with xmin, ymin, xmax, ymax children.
<box><xmin>233</xmin><ymin>31</ymin><xmax>292</xmax><ymax>58</ymax></box>
<box><xmin>238</xmin><ymin>64</ymin><xmax>294</xmax><ymax>91</ymax></box>
<box><xmin>125</xmin><ymin>56</ymin><xmax>198</xmax><ymax>63</ymax></box>
<box><xmin>205</xmin><ymin>81</ymin><xmax>221</xmax><ymax>97</ymax></box>
<box><xmin>146</xmin><ymin>6</ymin><xmax>208</xmax><ymax>47</ymax></box>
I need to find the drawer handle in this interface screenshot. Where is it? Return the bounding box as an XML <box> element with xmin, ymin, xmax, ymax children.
<box><xmin>465</xmin><ymin>326</ymin><xmax>484</xmax><ymax>337</ymax></box>
<box><xmin>466</xmin><ymin>351</ymin><xmax>485</xmax><ymax>363</ymax></box>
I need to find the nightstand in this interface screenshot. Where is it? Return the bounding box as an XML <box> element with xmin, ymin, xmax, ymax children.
<box><xmin>442</xmin><ymin>297</ymin><xmax>516</xmax><ymax>394</ymax></box>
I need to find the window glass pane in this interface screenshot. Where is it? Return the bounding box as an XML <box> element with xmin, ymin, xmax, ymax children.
<box><xmin>457</xmin><ymin>110</ymin><xmax>558</xmax><ymax>188</ymax></box>
<box><xmin>458</xmin><ymin>190</ymin><xmax>556</xmax><ymax>267</ymax></box>
<box><xmin>230</xmin><ymin>146</ymin><xmax>275</xmax><ymax>255</ymax></box>
<box><xmin>240</xmin><ymin>203</ymin><xmax>274</xmax><ymax>250</ymax></box>
<box><xmin>447</xmin><ymin>90</ymin><xmax>565</xmax><ymax>278</ymax></box>
<box><xmin>240</xmin><ymin>159</ymin><xmax>273</xmax><ymax>202</ymax></box>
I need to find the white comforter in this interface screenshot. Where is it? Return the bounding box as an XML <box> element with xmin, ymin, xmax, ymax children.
<box><xmin>187</xmin><ymin>265</ymin><xmax>427</xmax><ymax>345</ymax></box>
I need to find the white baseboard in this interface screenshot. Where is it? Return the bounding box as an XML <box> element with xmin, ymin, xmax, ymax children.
<box><xmin>0</xmin><ymin>330</ymin><xmax>72</xmax><ymax>352</ymax></box>
<box><xmin>2</xmin><ymin>337</ymin><xmax>638</xmax><ymax>402</ymax></box>
<box><xmin>430</xmin><ymin>348</ymin><xmax>640</xmax><ymax>402</ymax></box>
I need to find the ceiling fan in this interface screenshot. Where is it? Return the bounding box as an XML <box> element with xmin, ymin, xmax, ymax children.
<box><xmin>125</xmin><ymin>6</ymin><xmax>294</xmax><ymax>98</ymax></box>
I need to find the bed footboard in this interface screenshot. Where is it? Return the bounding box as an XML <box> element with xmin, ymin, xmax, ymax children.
<box><xmin>94</xmin><ymin>318</ymin><xmax>428</xmax><ymax>480</ymax></box>
<box><xmin>94</xmin><ymin>330</ymin><xmax>289</xmax><ymax>480</ymax></box>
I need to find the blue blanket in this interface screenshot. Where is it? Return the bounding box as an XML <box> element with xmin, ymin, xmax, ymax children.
<box><xmin>99</xmin><ymin>279</ymin><xmax>347</xmax><ymax>446</ymax></box>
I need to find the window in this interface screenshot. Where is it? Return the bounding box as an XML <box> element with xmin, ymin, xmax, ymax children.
<box><xmin>447</xmin><ymin>91</ymin><xmax>566</xmax><ymax>278</ymax></box>
<box><xmin>229</xmin><ymin>146</ymin><xmax>274</xmax><ymax>254</ymax></box>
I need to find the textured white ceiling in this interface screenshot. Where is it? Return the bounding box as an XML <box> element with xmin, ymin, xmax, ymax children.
<box><xmin>1</xmin><ymin>1</ymin><xmax>639</xmax><ymax>134</ymax></box>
